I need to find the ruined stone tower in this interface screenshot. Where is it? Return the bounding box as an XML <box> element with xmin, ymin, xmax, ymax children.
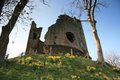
<box><xmin>25</xmin><ymin>15</ymin><xmax>90</xmax><ymax>58</ymax></box>
<box><xmin>44</xmin><ymin>15</ymin><xmax>89</xmax><ymax>57</ymax></box>
<box><xmin>25</xmin><ymin>21</ymin><xmax>44</xmax><ymax>54</ymax></box>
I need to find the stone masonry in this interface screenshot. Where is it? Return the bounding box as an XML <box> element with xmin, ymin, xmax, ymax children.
<box><xmin>25</xmin><ymin>15</ymin><xmax>90</xmax><ymax>58</ymax></box>
<box><xmin>25</xmin><ymin>21</ymin><xmax>44</xmax><ymax>54</ymax></box>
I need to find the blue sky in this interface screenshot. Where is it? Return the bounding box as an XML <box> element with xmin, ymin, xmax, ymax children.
<box><xmin>0</xmin><ymin>0</ymin><xmax>120</xmax><ymax>60</ymax></box>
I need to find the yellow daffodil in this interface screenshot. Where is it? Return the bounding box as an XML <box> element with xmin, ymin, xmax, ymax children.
<box><xmin>47</xmin><ymin>56</ymin><xmax>61</xmax><ymax>60</ymax></box>
<box><xmin>87</xmin><ymin>66</ymin><xmax>96</xmax><ymax>71</ymax></box>
<box><xmin>65</xmin><ymin>53</ymin><xmax>75</xmax><ymax>59</ymax></box>
<box><xmin>25</xmin><ymin>57</ymin><xmax>32</xmax><ymax>61</ymax></box>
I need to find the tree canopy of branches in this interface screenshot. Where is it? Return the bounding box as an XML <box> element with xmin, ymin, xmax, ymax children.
<box><xmin>105</xmin><ymin>52</ymin><xmax>120</xmax><ymax>67</ymax></box>
<box><xmin>71</xmin><ymin>0</ymin><xmax>106</xmax><ymax>65</ymax></box>
<box><xmin>0</xmin><ymin>0</ymin><xmax>6</xmax><ymax>16</ymax></box>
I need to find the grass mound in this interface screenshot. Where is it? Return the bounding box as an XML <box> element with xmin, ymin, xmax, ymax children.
<box><xmin>0</xmin><ymin>54</ymin><xmax>120</xmax><ymax>80</ymax></box>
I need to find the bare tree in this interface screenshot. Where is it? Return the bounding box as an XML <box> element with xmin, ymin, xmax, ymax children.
<box><xmin>105</xmin><ymin>52</ymin><xmax>120</xmax><ymax>67</ymax></box>
<box><xmin>71</xmin><ymin>0</ymin><xmax>106</xmax><ymax>65</ymax></box>
<box><xmin>0</xmin><ymin>0</ymin><xmax>47</xmax><ymax>61</ymax></box>
<box><xmin>0</xmin><ymin>0</ymin><xmax>29</xmax><ymax>61</ymax></box>
<box><xmin>0</xmin><ymin>0</ymin><xmax>45</xmax><ymax>60</ymax></box>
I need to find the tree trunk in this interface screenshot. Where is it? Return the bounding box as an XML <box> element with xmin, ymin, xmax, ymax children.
<box><xmin>0</xmin><ymin>0</ymin><xmax>28</xmax><ymax>61</ymax></box>
<box><xmin>0</xmin><ymin>0</ymin><xmax>6</xmax><ymax>16</ymax></box>
<box><xmin>84</xmin><ymin>0</ymin><xmax>105</xmax><ymax>65</ymax></box>
<box><xmin>0</xmin><ymin>27</ymin><xmax>9</xmax><ymax>61</ymax></box>
<box><xmin>89</xmin><ymin>21</ymin><xmax>105</xmax><ymax>64</ymax></box>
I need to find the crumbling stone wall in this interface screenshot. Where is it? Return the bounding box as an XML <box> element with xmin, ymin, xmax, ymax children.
<box><xmin>25</xmin><ymin>15</ymin><xmax>90</xmax><ymax>58</ymax></box>
<box><xmin>25</xmin><ymin>21</ymin><xmax>44</xmax><ymax>54</ymax></box>
<box><xmin>44</xmin><ymin>15</ymin><xmax>89</xmax><ymax>57</ymax></box>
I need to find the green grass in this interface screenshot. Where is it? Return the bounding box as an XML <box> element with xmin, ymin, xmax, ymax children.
<box><xmin>0</xmin><ymin>54</ymin><xmax>120</xmax><ymax>80</ymax></box>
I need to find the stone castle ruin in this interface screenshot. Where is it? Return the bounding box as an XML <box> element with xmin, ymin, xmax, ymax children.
<box><xmin>25</xmin><ymin>21</ymin><xmax>44</xmax><ymax>54</ymax></box>
<box><xmin>26</xmin><ymin>15</ymin><xmax>90</xmax><ymax>58</ymax></box>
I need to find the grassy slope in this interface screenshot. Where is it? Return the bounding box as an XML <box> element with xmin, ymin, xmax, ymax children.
<box><xmin>0</xmin><ymin>54</ymin><xmax>120</xmax><ymax>80</ymax></box>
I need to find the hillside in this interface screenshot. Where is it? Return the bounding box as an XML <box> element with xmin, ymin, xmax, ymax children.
<box><xmin>0</xmin><ymin>54</ymin><xmax>120</xmax><ymax>80</ymax></box>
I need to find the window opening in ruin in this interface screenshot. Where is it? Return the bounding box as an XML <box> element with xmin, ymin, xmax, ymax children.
<box><xmin>66</xmin><ymin>32</ymin><xmax>75</xmax><ymax>43</ymax></box>
<box><xmin>33</xmin><ymin>33</ymin><xmax>37</xmax><ymax>39</ymax></box>
<box><xmin>54</xmin><ymin>42</ymin><xmax>56</xmax><ymax>45</ymax></box>
<box><xmin>54</xmin><ymin>36</ymin><xmax>57</xmax><ymax>39</ymax></box>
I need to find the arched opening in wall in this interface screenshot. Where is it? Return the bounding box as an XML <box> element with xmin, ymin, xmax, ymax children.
<box><xmin>54</xmin><ymin>42</ymin><xmax>56</xmax><ymax>45</ymax></box>
<box><xmin>33</xmin><ymin>33</ymin><xmax>37</xmax><ymax>39</ymax></box>
<box><xmin>54</xmin><ymin>36</ymin><xmax>57</xmax><ymax>39</ymax></box>
<box><xmin>66</xmin><ymin>32</ymin><xmax>75</xmax><ymax>43</ymax></box>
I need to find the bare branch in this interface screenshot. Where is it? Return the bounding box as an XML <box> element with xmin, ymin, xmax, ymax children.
<box><xmin>39</xmin><ymin>0</ymin><xmax>49</xmax><ymax>6</ymax></box>
<box><xmin>105</xmin><ymin>52</ymin><xmax>120</xmax><ymax>67</ymax></box>
<box><xmin>91</xmin><ymin>0</ymin><xmax>97</xmax><ymax>21</ymax></box>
